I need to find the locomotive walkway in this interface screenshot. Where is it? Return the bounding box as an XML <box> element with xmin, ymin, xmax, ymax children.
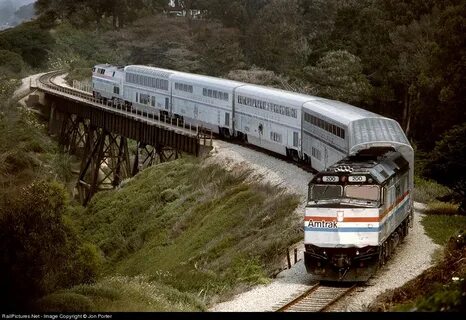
<box><xmin>30</xmin><ymin>71</ymin><xmax>213</xmax><ymax>205</ymax></box>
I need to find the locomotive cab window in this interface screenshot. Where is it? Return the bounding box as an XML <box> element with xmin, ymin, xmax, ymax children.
<box><xmin>344</xmin><ymin>185</ymin><xmax>380</xmax><ymax>202</ymax></box>
<box><xmin>310</xmin><ymin>185</ymin><xmax>343</xmax><ymax>201</ymax></box>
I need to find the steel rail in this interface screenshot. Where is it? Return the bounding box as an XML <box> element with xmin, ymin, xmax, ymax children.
<box><xmin>276</xmin><ymin>283</ymin><xmax>357</xmax><ymax>312</ymax></box>
<box><xmin>275</xmin><ymin>284</ymin><xmax>321</xmax><ymax>312</ymax></box>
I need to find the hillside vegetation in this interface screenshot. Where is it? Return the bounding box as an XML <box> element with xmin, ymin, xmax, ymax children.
<box><xmin>0</xmin><ymin>91</ymin><xmax>101</xmax><ymax>310</ymax></box>
<box><xmin>37</xmin><ymin>157</ymin><xmax>300</xmax><ymax>311</ymax></box>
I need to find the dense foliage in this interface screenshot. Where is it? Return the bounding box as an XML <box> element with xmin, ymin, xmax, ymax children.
<box><xmin>0</xmin><ymin>21</ymin><xmax>54</xmax><ymax>68</ymax></box>
<box><xmin>26</xmin><ymin>0</ymin><xmax>464</xmax><ymax>165</ymax></box>
<box><xmin>0</xmin><ymin>84</ymin><xmax>100</xmax><ymax>311</ymax></box>
<box><xmin>0</xmin><ymin>180</ymin><xmax>101</xmax><ymax>311</ymax></box>
<box><xmin>425</xmin><ymin>123</ymin><xmax>466</xmax><ymax>212</ymax></box>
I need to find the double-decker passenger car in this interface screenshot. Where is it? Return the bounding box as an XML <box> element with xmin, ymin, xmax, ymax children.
<box><xmin>123</xmin><ymin>65</ymin><xmax>174</xmax><ymax>116</ymax></box>
<box><xmin>301</xmin><ymin>100</ymin><xmax>379</xmax><ymax>172</ymax></box>
<box><xmin>235</xmin><ymin>85</ymin><xmax>316</xmax><ymax>159</ymax></box>
<box><xmin>170</xmin><ymin>72</ymin><xmax>244</xmax><ymax>136</ymax></box>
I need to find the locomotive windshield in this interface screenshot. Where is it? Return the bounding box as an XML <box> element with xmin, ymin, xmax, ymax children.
<box><xmin>309</xmin><ymin>183</ymin><xmax>381</xmax><ymax>206</ymax></box>
<box><xmin>310</xmin><ymin>185</ymin><xmax>343</xmax><ymax>200</ymax></box>
<box><xmin>344</xmin><ymin>185</ymin><xmax>380</xmax><ymax>201</ymax></box>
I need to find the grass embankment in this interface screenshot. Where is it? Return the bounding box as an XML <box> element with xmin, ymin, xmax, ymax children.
<box><xmin>38</xmin><ymin>157</ymin><xmax>301</xmax><ymax>311</ymax></box>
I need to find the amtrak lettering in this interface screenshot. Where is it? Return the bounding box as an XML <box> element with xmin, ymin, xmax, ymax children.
<box><xmin>307</xmin><ymin>220</ymin><xmax>338</xmax><ymax>228</ymax></box>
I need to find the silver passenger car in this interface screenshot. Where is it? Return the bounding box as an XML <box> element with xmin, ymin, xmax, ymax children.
<box><xmin>170</xmin><ymin>72</ymin><xmax>244</xmax><ymax>135</ymax></box>
<box><xmin>123</xmin><ymin>65</ymin><xmax>175</xmax><ymax>115</ymax></box>
<box><xmin>235</xmin><ymin>85</ymin><xmax>317</xmax><ymax>158</ymax></box>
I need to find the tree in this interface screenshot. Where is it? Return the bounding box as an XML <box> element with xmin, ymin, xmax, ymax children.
<box><xmin>387</xmin><ymin>1</ymin><xmax>466</xmax><ymax>148</ymax></box>
<box><xmin>35</xmin><ymin>0</ymin><xmax>151</xmax><ymax>28</ymax></box>
<box><xmin>244</xmin><ymin>0</ymin><xmax>308</xmax><ymax>74</ymax></box>
<box><xmin>298</xmin><ymin>0</ymin><xmax>340</xmax><ymax>62</ymax></box>
<box><xmin>227</xmin><ymin>67</ymin><xmax>291</xmax><ymax>89</ymax></box>
<box><xmin>430</xmin><ymin>2</ymin><xmax>466</xmax><ymax>143</ymax></box>
<box><xmin>35</xmin><ymin>0</ymin><xmax>81</xmax><ymax>21</ymax></box>
<box><xmin>196</xmin><ymin>0</ymin><xmax>266</xmax><ymax>29</ymax></box>
<box><xmin>0</xmin><ymin>21</ymin><xmax>55</xmax><ymax>68</ymax></box>
<box><xmin>194</xmin><ymin>23</ymin><xmax>245</xmax><ymax>76</ymax></box>
<box><xmin>424</xmin><ymin>123</ymin><xmax>466</xmax><ymax>213</ymax></box>
<box><xmin>0</xmin><ymin>181</ymin><xmax>101</xmax><ymax>310</ymax></box>
<box><xmin>304</xmin><ymin>50</ymin><xmax>372</xmax><ymax>105</ymax></box>
<box><xmin>0</xmin><ymin>50</ymin><xmax>25</xmax><ymax>77</ymax></box>
<box><xmin>389</xmin><ymin>12</ymin><xmax>440</xmax><ymax>138</ymax></box>
<box><xmin>226</xmin><ymin>66</ymin><xmax>312</xmax><ymax>94</ymax></box>
<box><xmin>143</xmin><ymin>0</ymin><xmax>169</xmax><ymax>13</ymax></box>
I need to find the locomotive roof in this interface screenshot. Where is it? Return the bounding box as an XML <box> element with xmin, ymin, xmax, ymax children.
<box><xmin>321</xmin><ymin>150</ymin><xmax>409</xmax><ymax>184</ymax></box>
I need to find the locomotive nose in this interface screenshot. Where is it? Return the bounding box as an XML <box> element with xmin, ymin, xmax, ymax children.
<box><xmin>332</xmin><ymin>254</ymin><xmax>351</xmax><ymax>268</ymax></box>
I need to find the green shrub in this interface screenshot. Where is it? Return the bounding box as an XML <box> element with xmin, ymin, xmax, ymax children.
<box><xmin>160</xmin><ymin>188</ymin><xmax>180</xmax><ymax>203</ymax></box>
<box><xmin>65</xmin><ymin>67</ymin><xmax>92</xmax><ymax>83</ymax></box>
<box><xmin>0</xmin><ymin>181</ymin><xmax>100</xmax><ymax>310</ymax></box>
<box><xmin>38</xmin><ymin>276</ymin><xmax>205</xmax><ymax>312</ymax></box>
<box><xmin>369</xmin><ymin>230</ymin><xmax>466</xmax><ymax>312</ymax></box>
<box><xmin>0</xmin><ymin>21</ymin><xmax>54</xmax><ymax>68</ymax></box>
<box><xmin>0</xmin><ymin>50</ymin><xmax>25</xmax><ymax>76</ymax></box>
<box><xmin>414</xmin><ymin>176</ymin><xmax>452</xmax><ymax>204</ymax></box>
<box><xmin>425</xmin><ymin>202</ymin><xmax>460</xmax><ymax>216</ymax></box>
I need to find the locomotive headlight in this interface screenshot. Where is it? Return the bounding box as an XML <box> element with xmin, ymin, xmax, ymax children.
<box><xmin>356</xmin><ymin>250</ymin><xmax>360</xmax><ymax>256</ymax></box>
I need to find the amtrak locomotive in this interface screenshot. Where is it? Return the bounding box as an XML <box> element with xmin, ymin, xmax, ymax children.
<box><xmin>91</xmin><ymin>63</ymin><xmax>414</xmax><ymax>281</ymax></box>
<box><xmin>305</xmin><ymin>149</ymin><xmax>412</xmax><ymax>281</ymax></box>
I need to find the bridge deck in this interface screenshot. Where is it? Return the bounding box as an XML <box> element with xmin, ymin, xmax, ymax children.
<box><xmin>34</xmin><ymin>80</ymin><xmax>204</xmax><ymax>139</ymax></box>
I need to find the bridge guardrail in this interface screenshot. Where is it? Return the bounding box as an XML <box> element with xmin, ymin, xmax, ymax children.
<box><xmin>36</xmin><ymin>72</ymin><xmax>213</xmax><ymax>147</ymax></box>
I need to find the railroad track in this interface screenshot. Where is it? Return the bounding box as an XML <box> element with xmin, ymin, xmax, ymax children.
<box><xmin>38</xmin><ymin>70</ymin><xmax>65</xmax><ymax>88</ymax></box>
<box><xmin>39</xmin><ymin>71</ymin><xmax>92</xmax><ymax>95</ymax></box>
<box><xmin>275</xmin><ymin>283</ymin><xmax>357</xmax><ymax>312</ymax></box>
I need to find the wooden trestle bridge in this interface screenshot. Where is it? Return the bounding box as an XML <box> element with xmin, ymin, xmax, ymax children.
<box><xmin>29</xmin><ymin>71</ymin><xmax>213</xmax><ymax>205</ymax></box>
